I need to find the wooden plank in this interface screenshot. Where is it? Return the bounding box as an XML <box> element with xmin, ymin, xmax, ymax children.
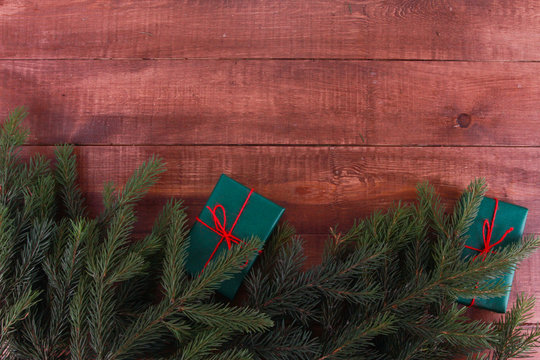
<box><xmin>20</xmin><ymin>145</ymin><xmax>335</xmax><ymax>235</ymax></box>
<box><xmin>17</xmin><ymin>145</ymin><xmax>540</xmax><ymax>233</ymax></box>
<box><xmin>2</xmin><ymin>60</ymin><xmax>539</xmax><ymax>146</ymax></box>
<box><xmin>17</xmin><ymin>145</ymin><xmax>540</xmax><ymax>323</ymax></box>
<box><xmin>1</xmin><ymin>1</ymin><xmax>539</xmax><ymax>60</ymax></box>
<box><xmin>330</xmin><ymin>146</ymin><xmax>540</xmax><ymax>234</ymax></box>
<box><xmin>19</xmin><ymin>144</ymin><xmax>540</xmax><ymax>324</ymax></box>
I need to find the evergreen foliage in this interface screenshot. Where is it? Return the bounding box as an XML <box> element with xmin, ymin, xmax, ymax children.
<box><xmin>238</xmin><ymin>182</ymin><xmax>540</xmax><ymax>359</ymax></box>
<box><xmin>0</xmin><ymin>108</ymin><xmax>272</xmax><ymax>359</ymax></box>
<box><xmin>1</xmin><ymin>107</ymin><xmax>539</xmax><ymax>359</ymax></box>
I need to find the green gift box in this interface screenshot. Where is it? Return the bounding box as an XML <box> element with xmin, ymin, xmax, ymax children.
<box><xmin>185</xmin><ymin>174</ymin><xmax>285</xmax><ymax>299</ymax></box>
<box><xmin>457</xmin><ymin>197</ymin><xmax>528</xmax><ymax>313</ymax></box>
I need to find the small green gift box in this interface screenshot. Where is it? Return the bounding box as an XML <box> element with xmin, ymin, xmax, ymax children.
<box><xmin>457</xmin><ymin>197</ymin><xmax>528</xmax><ymax>313</ymax></box>
<box><xmin>185</xmin><ymin>174</ymin><xmax>284</xmax><ymax>299</ymax></box>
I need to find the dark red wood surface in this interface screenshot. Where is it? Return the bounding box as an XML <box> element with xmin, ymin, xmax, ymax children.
<box><xmin>2</xmin><ymin>1</ymin><xmax>540</xmax><ymax>354</ymax></box>
<box><xmin>1</xmin><ymin>60</ymin><xmax>539</xmax><ymax>146</ymax></box>
<box><xmin>1</xmin><ymin>0</ymin><xmax>539</xmax><ymax>60</ymax></box>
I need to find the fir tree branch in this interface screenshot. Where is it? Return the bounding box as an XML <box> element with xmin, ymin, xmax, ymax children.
<box><xmin>242</xmin><ymin>322</ymin><xmax>320</xmax><ymax>360</ymax></box>
<box><xmin>0</xmin><ymin>287</ymin><xmax>39</xmax><ymax>343</ymax></box>
<box><xmin>54</xmin><ymin>145</ymin><xmax>86</xmax><ymax>219</ymax></box>
<box><xmin>161</xmin><ymin>200</ymin><xmax>189</xmax><ymax>302</ymax></box>
<box><xmin>109</xmin><ymin>302</ymin><xmax>172</xmax><ymax>360</ymax></box>
<box><xmin>42</xmin><ymin>219</ymin><xmax>94</xmax><ymax>357</ymax></box>
<box><xmin>318</xmin><ymin>312</ymin><xmax>396</xmax><ymax>360</ymax></box>
<box><xmin>177</xmin><ymin>328</ymin><xmax>234</xmax><ymax>360</ymax></box>
<box><xmin>451</xmin><ymin>178</ymin><xmax>487</xmax><ymax>241</ymax></box>
<box><xmin>416</xmin><ymin>181</ymin><xmax>448</xmax><ymax>239</ymax></box>
<box><xmin>207</xmin><ymin>348</ymin><xmax>254</xmax><ymax>360</ymax></box>
<box><xmin>182</xmin><ymin>303</ymin><xmax>273</xmax><ymax>334</ymax></box>
<box><xmin>494</xmin><ymin>294</ymin><xmax>540</xmax><ymax>359</ymax></box>
<box><xmin>179</xmin><ymin>237</ymin><xmax>263</xmax><ymax>303</ymax></box>
<box><xmin>408</xmin><ymin>304</ymin><xmax>495</xmax><ymax>352</ymax></box>
<box><xmin>70</xmin><ymin>277</ymin><xmax>90</xmax><ymax>360</ymax></box>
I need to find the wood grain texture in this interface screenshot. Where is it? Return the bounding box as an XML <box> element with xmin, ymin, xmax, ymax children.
<box><xmin>18</xmin><ymin>144</ymin><xmax>540</xmax><ymax>324</ymax></box>
<box><xmin>330</xmin><ymin>146</ymin><xmax>540</xmax><ymax>232</ymax></box>
<box><xmin>2</xmin><ymin>60</ymin><xmax>539</xmax><ymax>146</ymax></box>
<box><xmin>19</xmin><ymin>145</ymin><xmax>540</xmax><ymax>232</ymax></box>
<box><xmin>4</xmin><ymin>0</ymin><xmax>540</xmax><ymax>352</ymax></box>
<box><xmin>1</xmin><ymin>0</ymin><xmax>540</xmax><ymax>61</ymax></box>
<box><xmin>21</xmin><ymin>145</ymin><xmax>334</xmax><ymax>235</ymax></box>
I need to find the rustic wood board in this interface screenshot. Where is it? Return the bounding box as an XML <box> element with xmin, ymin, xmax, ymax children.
<box><xmin>19</xmin><ymin>144</ymin><xmax>540</xmax><ymax>323</ymax></box>
<box><xmin>1</xmin><ymin>60</ymin><xmax>539</xmax><ymax>146</ymax></box>
<box><xmin>3</xmin><ymin>0</ymin><xmax>540</xmax><ymax>354</ymax></box>
<box><xmin>20</xmin><ymin>145</ymin><xmax>540</xmax><ymax>231</ymax></box>
<box><xmin>1</xmin><ymin>0</ymin><xmax>539</xmax><ymax>60</ymax></box>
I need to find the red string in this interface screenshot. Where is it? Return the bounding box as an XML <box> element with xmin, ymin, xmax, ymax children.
<box><xmin>464</xmin><ymin>198</ymin><xmax>514</xmax><ymax>307</ymax></box>
<box><xmin>197</xmin><ymin>189</ymin><xmax>254</xmax><ymax>271</ymax></box>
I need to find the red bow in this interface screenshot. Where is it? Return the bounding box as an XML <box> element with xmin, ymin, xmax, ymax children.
<box><xmin>197</xmin><ymin>189</ymin><xmax>254</xmax><ymax>270</ymax></box>
<box><xmin>465</xmin><ymin>198</ymin><xmax>514</xmax><ymax>307</ymax></box>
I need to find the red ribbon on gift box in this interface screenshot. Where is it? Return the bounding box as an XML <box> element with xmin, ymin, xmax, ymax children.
<box><xmin>465</xmin><ymin>198</ymin><xmax>514</xmax><ymax>307</ymax></box>
<box><xmin>196</xmin><ymin>189</ymin><xmax>254</xmax><ymax>271</ymax></box>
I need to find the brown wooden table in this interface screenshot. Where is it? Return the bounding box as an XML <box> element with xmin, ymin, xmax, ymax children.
<box><xmin>2</xmin><ymin>1</ymin><xmax>540</xmax><ymax>357</ymax></box>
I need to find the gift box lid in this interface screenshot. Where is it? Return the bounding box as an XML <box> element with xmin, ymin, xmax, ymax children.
<box><xmin>458</xmin><ymin>197</ymin><xmax>528</xmax><ymax>313</ymax></box>
<box><xmin>186</xmin><ymin>174</ymin><xmax>285</xmax><ymax>299</ymax></box>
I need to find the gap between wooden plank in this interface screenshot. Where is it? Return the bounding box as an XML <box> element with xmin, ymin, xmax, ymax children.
<box><xmin>20</xmin><ymin>144</ymin><xmax>540</xmax><ymax>148</ymax></box>
<box><xmin>2</xmin><ymin>58</ymin><xmax>540</xmax><ymax>63</ymax></box>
